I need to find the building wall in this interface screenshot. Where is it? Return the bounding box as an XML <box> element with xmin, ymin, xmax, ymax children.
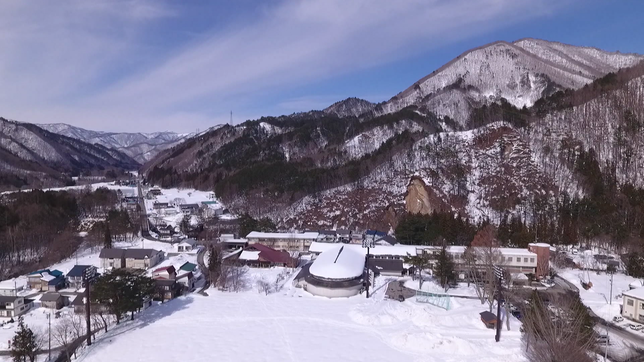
<box><xmin>303</xmin><ymin>282</ymin><xmax>362</xmax><ymax>298</ymax></box>
<box><xmin>623</xmin><ymin>296</ymin><xmax>644</xmax><ymax>322</ymax></box>
<box><xmin>528</xmin><ymin>245</ymin><xmax>551</xmax><ymax>278</ymax></box>
<box><xmin>101</xmin><ymin>257</ymin><xmax>124</xmax><ymax>269</ymax></box>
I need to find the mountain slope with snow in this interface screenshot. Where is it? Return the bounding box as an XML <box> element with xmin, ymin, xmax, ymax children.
<box><xmin>0</xmin><ymin>118</ymin><xmax>140</xmax><ymax>190</ymax></box>
<box><xmin>39</xmin><ymin>123</ymin><xmax>191</xmax><ymax>163</ymax></box>
<box><xmin>375</xmin><ymin>38</ymin><xmax>644</xmax><ymax>127</ymax></box>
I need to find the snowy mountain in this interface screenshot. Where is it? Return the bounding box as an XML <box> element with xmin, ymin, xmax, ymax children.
<box><xmin>0</xmin><ymin>118</ymin><xmax>140</xmax><ymax>190</ymax></box>
<box><xmin>39</xmin><ymin>123</ymin><xmax>190</xmax><ymax>163</ymax></box>
<box><xmin>375</xmin><ymin>38</ymin><xmax>644</xmax><ymax>127</ymax></box>
<box><xmin>324</xmin><ymin>97</ymin><xmax>376</xmax><ymax>118</ymax></box>
<box><xmin>142</xmin><ymin>38</ymin><xmax>644</xmax><ymax>230</ymax></box>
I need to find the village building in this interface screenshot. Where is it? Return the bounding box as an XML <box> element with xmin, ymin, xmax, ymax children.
<box><xmin>368</xmin><ymin>259</ymin><xmax>407</xmax><ymax>277</ymax></box>
<box><xmin>40</xmin><ymin>292</ymin><xmax>65</xmax><ymax>310</ymax></box>
<box><xmin>237</xmin><ymin>244</ymin><xmax>299</xmax><ymax>268</ymax></box>
<box><xmin>154</xmin><ymin>279</ymin><xmax>181</xmax><ymax>302</ymax></box>
<box><xmin>177</xmin><ymin>272</ymin><xmax>195</xmax><ymax>291</ymax></box>
<box><xmin>622</xmin><ymin>287</ymin><xmax>644</xmax><ymax>323</ymax></box>
<box><xmin>297</xmin><ymin>245</ymin><xmax>365</xmax><ymax>298</ymax></box>
<box><xmin>66</xmin><ymin>265</ymin><xmax>98</xmax><ymax>290</ymax></box>
<box><xmin>0</xmin><ymin>280</ymin><xmax>25</xmax><ymax>297</ymax></box>
<box><xmin>27</xmin><ymin>269</ymin><xmax>65</xmax><ymax>291</ymax></box>
<box><xmin>219</xmin><ymin>234</ymin><xmax>248</xmax><ymax>250</ymax></box>
<box><xmin>245</xmin><ymin>231</ymin><xmax>319</xmax><ymax>252</ymax></box>
<box><xmin>180</xmin><ymin>203</ymin><xmax>200</xmax><ymax>215</ymax></box>
<box><xmin>152</xmin><ymin>266</ymin><xmax>177</xmax><ymax>280</ymax></box>
<box><xmin>176</xmin><ymin>238</ymin><xmax>198</xmax><ymax>253</ymax></box>
<box><xmin>0</xmin><ymin>296</ymin><xmax>33</xmax><ymax>318</ymax></box>
<box><xmin>99</xmin><ymin>248</ymin><xmax>164</xmax><ymax>270</ymax></box>
<box><xmin>179</xmin><ymin>262</ymin><xmax>198</xmax><ymax>274</ymax></box>
<box><xmin>153</xmin><ymin>202</ymin><xmax>169</xmax><ymax>211</ymax></box>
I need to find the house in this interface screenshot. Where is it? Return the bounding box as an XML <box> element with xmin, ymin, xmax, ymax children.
<box><xmin>622</xmin><ymin>287</ymin><xmax>644</xmax><ymax>323</ymax></box>
<box><xmin>237</xmin><ymin>244</ymin><xmax>299</xmax><ymax>268</ymax></box>
<box><xmin>314</xmin><ymin>230</ymin><xmax>337</xmax><ymax>243</ymax></box>
<box><xmin>99</xmin><ymin>248</ymin><xmax>164</xmax><ymax>270</ymax></box>
<box><xmin>179</xmin><ymin>262</ymin><xmax>198</xmax><ymax>274</ymax></box>
<box><xmin>177</xmin><ymin>272</ymin><xmax>195</xmax><ymax>291</ymax></box>
<box><xmin>154</xmin><ymin>279</ymin><xmax>181</xmax><ymax>302</ymax></box>
<box><xmin>148</xmin><ymin>188</ymin><xmax>162</xmax><ymax>196</ymax></box>
<box><xmin>152</xmin><ymin>266</ymin><xmax>177</xmax><ymax>280</ymax></box>
<box><xmin>336</xmin><ymin>229</ymin><xmax>352</xmax><ymax>243</ymax></box>
<box><xmin>200</xmin><ymin>201</ymin><xmax>223</xmax><ymax>217</ymax></box>
<box><xmin>153</xmin><ymin>202</ymin><xmax>169</xmax><ymax>210</ymax></box>
<box><xmin>0</xmin><ymin>296</ymin><xmax>32</xmax><ymax>318</ymax></box>
<box><xmin>99</xmin><ymin>248</ymin><xmax>126</xmax><ymax>269</ymax></box>
<box><xmin>0</xmin><ymin>280</ymin><xmax>25</xmax><ymax>297</ymax></box>
<box><xmin>158</xmin><ymin>224</ymin><xmax>176</xmax><ymax>238</ymax></box>
<box><xmin>71</xmin><ymin>295</ymin><xmax>108</xmax><ymax>315</ymax></box>
<box><xmin>180</xmin><ymin>203</ymin><xmax>200</xmax><ymax>215</ymax></box>
<box><xmin>245</xmin><ymin>231</ymin><xmax>319</xmax><ymax>252</ymax></box>
<box><xmin>375</xmin><ymin>235</ymin><xmax>397</xmax><ymax>246</ymax></box>
<box><xmin>176</xmin><ymin>238</ymin><xmax>197</xmax><ymax>253</ymax></box>
<box><xmin>40</xmin><ymin>293</ymin><xmax>64</xmax><ymax>310</ymax></box>
<box><xmin>66</xmin><ymin>265</ymin><xmax>98</xmax><ymax>290</ymax></box>
<box><xmin>42</xmin><ymin>275</ymin><xmax>66</xmax><ymax>292</ymax></box>
<box><xmin>27</xmin><ymin>269</ymin><xmax>63</xmax><ymax>290</ymax></box>
<box><xmin>124</xmin><ymin>249</ymin><xmax>164</xmax><ymax>269</ymax></box>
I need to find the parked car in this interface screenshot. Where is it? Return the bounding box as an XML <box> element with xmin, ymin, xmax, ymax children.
<box><xmin>613</xmin><ymin>316</ymin><xmax>624</xmax><ymax>323</ymax></box>
<box><xmin>596</xmin><ymin>335</ymin><xmax>610</xmax><ymax>344</ymax></box>
<box><xmin>628</xmin><ymin>323</ymin><xmax>643</xmax><ymax>331</ymax></box>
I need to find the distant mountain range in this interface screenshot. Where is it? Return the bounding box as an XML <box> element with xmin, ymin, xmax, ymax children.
<box><xmin>38</xmin><ymin>123</ymin><xmax>191</xmax><ymax>163</ymax></box>
<box><xmin>139</xmin><ymin>38</ymin><xmax>644</xmax><ymax>231</ymax></box>
<box><xmin>0</xmin><ymin>118</ymin><xmax>139</xmax><ymax>190</ymax></box>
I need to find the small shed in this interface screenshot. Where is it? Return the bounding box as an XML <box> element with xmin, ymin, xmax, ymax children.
<box><xmin>479</xmin><ymin>311</ymin><xmax>497</xmax><ymax>329</ymax></box>
<box><xmin>40</xmin><ymin>293</ymin><xmax>64</xmax><ymax>310</ymax></box>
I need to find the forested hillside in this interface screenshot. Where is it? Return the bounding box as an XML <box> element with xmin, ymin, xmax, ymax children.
<box><xmin>143</xmin><ymin>39</ymin><xmax>644</xmax><ymax>253</ymax></box>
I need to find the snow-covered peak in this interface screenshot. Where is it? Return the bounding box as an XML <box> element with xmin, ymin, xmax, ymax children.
<box><xmin>324</xmin><ymin>97</ymin><xmax>375</xmax><ymax>118</ymax></box>
<box><xmin>377</xmin><ymin>39</ymin><xmax>644</xmax><ymax>126</ymax></box>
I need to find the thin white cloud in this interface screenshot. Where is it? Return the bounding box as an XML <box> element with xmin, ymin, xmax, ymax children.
<box><xmin>0</xmin><ymin>0</ymin><xmax>568</xmax><ymax>132</ymax></box>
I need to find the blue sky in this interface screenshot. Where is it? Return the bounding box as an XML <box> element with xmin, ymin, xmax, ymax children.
<box><xmin>0</xmin><ymin>0</ymin><xmax>642</xmax><ymax>133</ymax></box>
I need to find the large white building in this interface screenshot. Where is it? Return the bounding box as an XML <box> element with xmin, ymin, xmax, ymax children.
<box><xmin>246</xmin><ymin>232</ymin><xmax>319</xmax><ymax>252</ymax></box>
<box><xmin>622</xmin><ymin>287</ymin><xmax>644</xmax><ymax>323</ymax></box>
<box><xmin>300</xmin><ymin>245</ymin><xmax>365</xmax><ymax>298</ymax></box>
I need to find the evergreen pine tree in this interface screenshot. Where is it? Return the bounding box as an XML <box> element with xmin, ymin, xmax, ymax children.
<box><xmin>10</xmin><ymin>316</ymin><xmax>38</xmax><ymax>362</ymax></box>
<box><xmin>104</xmin><ymin>225</ymin><xmax>112</xmax><ymax>249</ymax></box>
<box><xmin>433</xmin><ymin>245</ymin><xmax>456</xmax><ymax>291</ymax></box>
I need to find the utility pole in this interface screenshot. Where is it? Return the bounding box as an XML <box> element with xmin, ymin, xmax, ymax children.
<box><xmin>362</xmin><ymin>231</ymin><xmax>375</xmax><ymax>299</ymax></box>
<box><xmin>494</xmin><ymin>266</ymin><xmax>504</xmax><ymax>342</ymax></box>
<box><xmin>84</xmin><ymin>273</ymin><xmax>93</xmax><ymax>346</ymax></box>
<box><xmin>47</xmin><ymin>312</ymin><xmax>51</xmax><ymax>361</ymax></box>
<box><xmin>609</xmin><ymin>269</ymin><xmax>614</xmax><ymax>305</ymax></box>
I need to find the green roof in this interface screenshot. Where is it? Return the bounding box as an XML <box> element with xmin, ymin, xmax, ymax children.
<box><xmin>179</xmin><ymin>262</ymin><xmax>197</xmax><ymax>272</ymax></box>
<box><xmin>201</xmin><ymin>201</ymin><xmax>218</xmax><ymax>205</ymax></box>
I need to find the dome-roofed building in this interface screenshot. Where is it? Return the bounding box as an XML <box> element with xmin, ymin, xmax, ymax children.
<box><xmin>302</xmin><ymin>245</ymin><xmax>365</xmax><ymax>298</ymax></box>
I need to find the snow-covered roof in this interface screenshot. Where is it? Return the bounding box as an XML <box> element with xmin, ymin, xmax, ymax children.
<box><xmin>221</xmin><ymin>238</ymin><xmax>247</xmax><ymax>244</ymax></box>
<box><xmin>246</xmin><ymin>231</ymin><xmax>319</xmax><ymax>240</ymax></box>
<box><xmin>40</xmin><ymin>273</ymin><xmax>56</xmax><ymax>282</ymax></box>
<box><xmin>310</xmin><ymin>242</ymin><xmax>416</xmax><ymax>257</ymax></box>
<box><xmin>178</xmin><ymin>238</ymin><xmax>197</xmax><ymax>246</ymax></box>
<box><xmin>623</xmin><ymin>287</ymin><xmax>644</xmax><ymax>300</ymax></box>
<box><xmin>309</xmin><ymin>245</ymin><xmax>365</xmax><ymax>280</ymax></box>
<box><xmin>239</xmin><ymin>250</ymin><xmax>260</xmax><ymax>261</ymax></box>
<box><xmin>528</xmin><ymin>243</ymin><xmax>551</xmax><ymax>248</ymax></box>
<box><xmin>445</xmin><ymin>246</ymin><xmax>535</xmax><ymax>257</ymax></box>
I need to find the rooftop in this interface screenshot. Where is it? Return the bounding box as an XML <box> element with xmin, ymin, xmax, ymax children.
<box><xmin>623</xmin><ymin>287</ymin><xmax>644</xmax><ymax>300</ymax></box>
<box><xmin>40</xmin><ymin>292</ymin><xmax>62</xmax><ymax>302</ymax></box>
<box><xmin>67</xmin><ymin>265</ymin><xmax>94</xmax><ymax>278</ymax></box>
<box><xmin>246</xmin><ymin>231</ymin><xmax>319</xmax><ymax>240</ymax></box>
<box><xmin>309</xmin><ymin>245</ymin><xmax>365</xmax><ymax>280</ymax></box>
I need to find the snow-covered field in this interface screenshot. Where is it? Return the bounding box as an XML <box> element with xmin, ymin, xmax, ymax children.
<box><xmin>75</xmin><ymin>272</ymin><xmax>526</xmax><ymax>362</ymax></box>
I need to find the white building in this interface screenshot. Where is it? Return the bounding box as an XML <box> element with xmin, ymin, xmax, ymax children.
<box><xmin>176</xmin><ymin>239</ymin><xmax>198</xmax><ymax>253</ymax></box>
<box><xmin>622</xmin><ymin>287</ymin><xmax>644</xmax><ymax>323</ymax></box>
<box><xmin>301</xmin><ymin>245</ymin><xmax>365</xmax><ymax>298</ymax></box>
<box><xmin>246</xmin><ymin>231</ymin><xmax>319</xmax><ymax>252</ymax></box>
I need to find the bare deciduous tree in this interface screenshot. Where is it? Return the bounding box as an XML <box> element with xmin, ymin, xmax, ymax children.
<box><xmin>52</xmin><ymin>317</ymin><xmax>75</xmax><ymax>362</ymax></box>
<box><xmin>522</xmin><ymin>292</ymin><xmax>595</xmax><ymax>362</ymax></box>
<box><xmin>256</xmin><ymin>279</ymin><xmax>271</xmax><ymax>295</ymax></box>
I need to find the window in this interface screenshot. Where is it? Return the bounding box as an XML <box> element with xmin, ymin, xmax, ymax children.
<box><xmin>641</xmin><ymin>303</ymin><xmax>644</xmax><ymax>310</ymax></box>
<box><xmin>507</xmin><ymin>257</ymin><xmax>512</xmax><ymax>262</ymax></box>
<box><xmin>530</xmin><ymin>258</ymin><xmax>535</xmax><ymax>263</ymax></box>
<box><xmin>524</xmin><ymin>258</ymin><xmax>528</xmax><ymax>263</ymax></box>
<box><xmin>627</xmin><ymin>299</ymin><xmax>634</xmax><ymax>306</ymax></box>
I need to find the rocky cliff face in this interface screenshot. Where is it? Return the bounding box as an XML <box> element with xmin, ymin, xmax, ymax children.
<box><xmin>405</xmin><ymin>177</ymin><xmax>438</xmax><ymax>215</ymax></box>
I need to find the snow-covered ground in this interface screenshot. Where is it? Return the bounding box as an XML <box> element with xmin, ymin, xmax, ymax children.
<box><xmin>74</xmin><ymin>270</ymin><xmax>526</xmax><ymax>362</ymax></box>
